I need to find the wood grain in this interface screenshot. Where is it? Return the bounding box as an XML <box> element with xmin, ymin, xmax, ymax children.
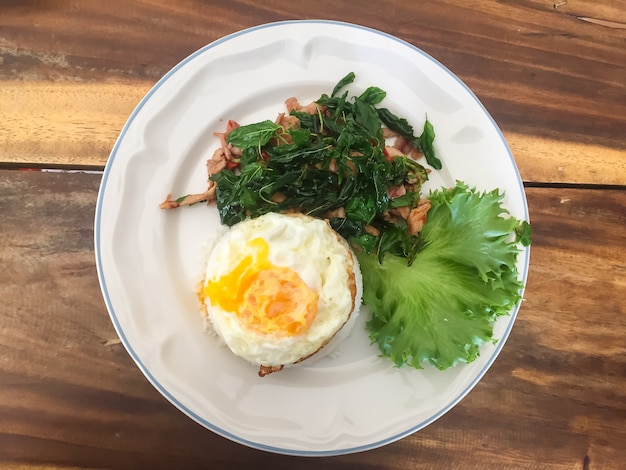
<box><xmin>0</xmin><ymin>170</ymin><xmax>624</xmax><ymax>469</ymax></box>
<box><xmin>0</xmin><ymin>82</ymin><xmax>150</xmax><ymax>167</ymax></box>
<box><xmin>1</xmin><ymin>0</ymin><xmax>625</xmax><ymax>184</ymax></box>
<box><xmin>2</xmin><ymin>81</ymin><xmax>625</xmax><ymax>185</ymax></box>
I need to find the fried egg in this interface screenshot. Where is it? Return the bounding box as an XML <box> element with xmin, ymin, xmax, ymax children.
<box><xmin>202</xmin><ymin>212</ymin><xmax>362</xmax><ymax>377</ymax></box>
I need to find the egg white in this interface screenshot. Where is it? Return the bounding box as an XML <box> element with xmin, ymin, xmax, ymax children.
<box><xmin>202</xmin><ymin>212</ymin><xmax>362</xmax><ymax>373</ymax></box>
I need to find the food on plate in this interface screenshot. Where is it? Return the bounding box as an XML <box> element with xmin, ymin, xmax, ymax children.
<box><xmin>358</xmin><ymin>181</ymin><xmax>531</xmax><ymax>370</ymax></box>
<box><xmin>162</xmin><ymin>72</ymin><xmax>531</xmax><ymax>372</ymax></box>
<box><xmin>200</xmin><ymin>212</ymin><xmax>362</xmax><ymax>377</ymax></box>
<box><xmin>160</xmin><ymin>71</ymin><xmax>435</xmax><ymax>265</ymax></box>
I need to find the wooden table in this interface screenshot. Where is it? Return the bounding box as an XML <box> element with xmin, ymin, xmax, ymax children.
<box><xmin>1</xmin><ymin>1</ymin><xmax>625</xmax><ymax>468</ymax></box>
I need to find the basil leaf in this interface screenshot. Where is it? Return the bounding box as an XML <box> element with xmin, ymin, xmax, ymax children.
<box><xmin>328</xmin><ymin>217</ymin><xmax>363</xmax><ymax>238</ymax></box>
<box><xmin>359</xmin><ymin>86</ymin><xmax>386</xmax><ymax>105</ymax></box>
<box><xmin>210</xmin><ymin>73</ymin><xmax>444</xmax><ymax>265</ymax></box>
<box><xmin>290</xmin><ymin>111</ymin><xmax>320</xmax><ymax>133</ymax></box>
<box><xmin>345</xmin><ymin>196</ymin><xmax>377</xmax><ymax>224</ymax></box>
<box><xmin>389</xmin><ymin>191</ymin><xmax>421</xmax><ymax>208</ymax></box>
<box><xmin>288</xmin><ymin>127</ymin><xmax>311</xmax><ymax>146</ymax></box>
<box><xmin>375</xmin><ymin>225</ymin><xmax>405</xmax><ymax>263</ymax></box>
<box><xmin>226</xmin><ymin>120</ymin><xmax>280</xmax><ymax>149</ymax></box>
<box><xmin>419</xmin><ymin>119</ymin><xmax>442</xmax><ymax>170</ymax></box>
<box><xmin>267</xmin><ymin>141</ymin><xmax>327</xmax><ymax>164</ymax></box>
<box><xmin>353</xmin><ymin>98</ymin><xmax>383</xmax><ymax>138</ymax></box>
<box><xmin>351</xmin><ymin>234</ymin><xmax>378</xmax><ymax>254</ymax></box>
<box><xmin>377</xmin><ymin>108</ymin><xmax>415</xmax><ymax>138</ymax></box>
<box><xmin>334</xmin><ymin>90</ymin><xmax>349</xmax><ymax>117</ymax></box>
<box><xmin>332</xmin><ymin>72</ymin><xmax>356</xmax><ymax>97</ymax></box>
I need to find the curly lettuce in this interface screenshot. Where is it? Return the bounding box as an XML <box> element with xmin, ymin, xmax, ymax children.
<box><xmin>356</xmin><ymin>181</ymin><xmax>531</xmax><ymax>370</ymax></box>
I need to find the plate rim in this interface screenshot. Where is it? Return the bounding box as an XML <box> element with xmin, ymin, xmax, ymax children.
<box><xmin>94</xmin><ymin>19</ymin><xmax>531</xmax><ymax>456</ymax></box>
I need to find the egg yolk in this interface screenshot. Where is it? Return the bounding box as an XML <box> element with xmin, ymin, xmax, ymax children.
<box><xmin>205</xmin><ymin>237</ymin><xmax>318</xmax><ymax>337</ymax></box>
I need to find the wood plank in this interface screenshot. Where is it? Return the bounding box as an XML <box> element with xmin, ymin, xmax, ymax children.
<box><xmin>1</xmin><ymin>82</ymin><xmax>625</xmax><ymax>185</ymax></box>
<box><xmin>0</xmin><ymin>0</ymin><xmax>624</xmax><ymax>183</ymax></box>
<box><xmin>0</xmin><ymin>82</ymin><xmax>150</xmax><ymax>167</ymax></box>
<box><xmin>0</xmin><ymin>170</ymin><xmax>624</xmax><ymax>468</ymax></box>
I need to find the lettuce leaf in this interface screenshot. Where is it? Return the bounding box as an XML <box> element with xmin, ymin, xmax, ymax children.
<box><xmin>356</xmin><ymin>181</ymin><xmax>530</xmax><ymax>370</ymax></box>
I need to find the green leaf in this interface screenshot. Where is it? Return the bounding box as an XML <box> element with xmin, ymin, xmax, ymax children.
<box><xmin>290</xmin><ymin>110</ymin><xmax>320</xmax><ymax>133</ymax></box>
<box><xmin>211</xmin><ymin>73</ymin><xmax>448</xmax><ymax>283</ymax></box>
<box><xmin>226</xmin><ymin>120</ymin><xmax>281</xmax><ymax>149</ymax></box>
<box><xmin>373</xmin><ymin>223</ymin><xmax>424</xmax><ymax>265</ymax></box>
<box><xmin>351</xmin><ymin>233</ymin><xmax>378</xmax><ymax>254</ymax></box>
<box><xmin>389</xmin><ymin>191</ymin><xmax>420</xmax><ymax>208</ymax></box>
<box><xmin>402</xmin><ymin>157</ymin><xmax>429</xmax><ymax>188</ymax></box>
<box><xmin>377</xmin><ymin>107</ymin><xmax>415</xmax><ymax>138</ymax></box>
<box><xmin>334</xmin><ymin>90</ymin><xmax>349</xmax><ymax>118</ymax></box>
<box><xmin>353</xmin><ymin>98</ymin><xmax>383</xmax><ymax>138</ymax></box>
<box><xmin>359</xmin><ymin>86</ymin><xmax>386</xmax><ymax>105</ymax></box>
<box><xmin>357</xmin><ymin>181</ymin><xmax>529</xmax><ymax>370</ymax></box>
<box><xmin>332</xmin><ymin>72</ymin><xmax>355</xmax><ymax>97</ymax></box>
<box><xmin>423</xmin><ymin>182</ymin><xmax>520</xmax><ymax>282</ymax></box>
<box><xmin>267</xmin><ymin>141</ymin><xmax>328</xmax><ymax>164</ymax></box>
<box><xmin>419</xmin><ymin>119</ymin><xmax>441</xmax><ymax>170</ymax></box>
<box><xmin>328</xmin><ymin>216</ymin><xmax>364</xmax><ymax>238</ymax></box>
<box><xmin>516</xmin><ymin>220</ymin><xmax>532</xmax><ymax>246</ymax></box>
<box><xmin>345</xmin><ymin>196</ymin><xmax>377</xmax><ymax>224</ymax></box>
<box><xmin>288</xmin><ymin>127</ymin><xmax>312</xmax><ymax>146</ymax></box>
<box><xmin>359</xmin><ymin>253</ymin><xmax>498</xmax><ymax>369</ymax></box>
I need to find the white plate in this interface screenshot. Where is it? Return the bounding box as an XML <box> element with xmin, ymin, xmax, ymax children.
<box><xmin>95</xmin><ymin>20</ymin><xmax>530</xmax><ymax>456</ymax></box>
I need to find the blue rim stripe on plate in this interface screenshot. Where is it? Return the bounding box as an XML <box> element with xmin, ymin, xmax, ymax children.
<box><xmin>94</xmin><ymin>19</ymin><xmax>531</xmax><ymax>457</ymax></box>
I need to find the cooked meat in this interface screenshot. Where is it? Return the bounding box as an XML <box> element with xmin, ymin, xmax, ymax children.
<box><xmin>382</xmin><ymin>127</ymin><xmax>398</xmax><ymax>139</ymax></box>
<box><xmin>364</xmin><ymin>224</ymin><xmax>380</xmax><ymax>236</ymax></box>
<box><xmin>407</xmin><ymin>199</ymin><xmax>432</xmax><ymax>235</ymax></box>
<box><xmin>159</xmin><ymin>185</ymin><xmax>217</xmax><ymax>209</ymax></box>
<box><xmin>389</xmin><ymin>206</ymin><xmax>411</xmax><ymax>220</ymax></box>
<box><xmin>324</xmin><ymin>207</ymin><xmax>347</xmax><ymax>219</ymax></box>
<box><xmin>387</xmin><ymin>184</ymin><xmax>406</xmax><ymax>199</ymax></box>
<box><xmin>275</xmin><ymin>112</ymin><xmax>300</xmax><ymax>131</ymax></box>
<box><xmin>285</xmin><ymin>97</ymin><xmax>325</xmax><ymax>115</ymax></box>
<box><xmin>384</xmin><ymin>145</ymin><xmax>405</xmax><ymax>159</ymax></box>
<box><xmin>207</xmin><ymin>148</ymin><xmax>228</xmax><ymax>176</ymax></box>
